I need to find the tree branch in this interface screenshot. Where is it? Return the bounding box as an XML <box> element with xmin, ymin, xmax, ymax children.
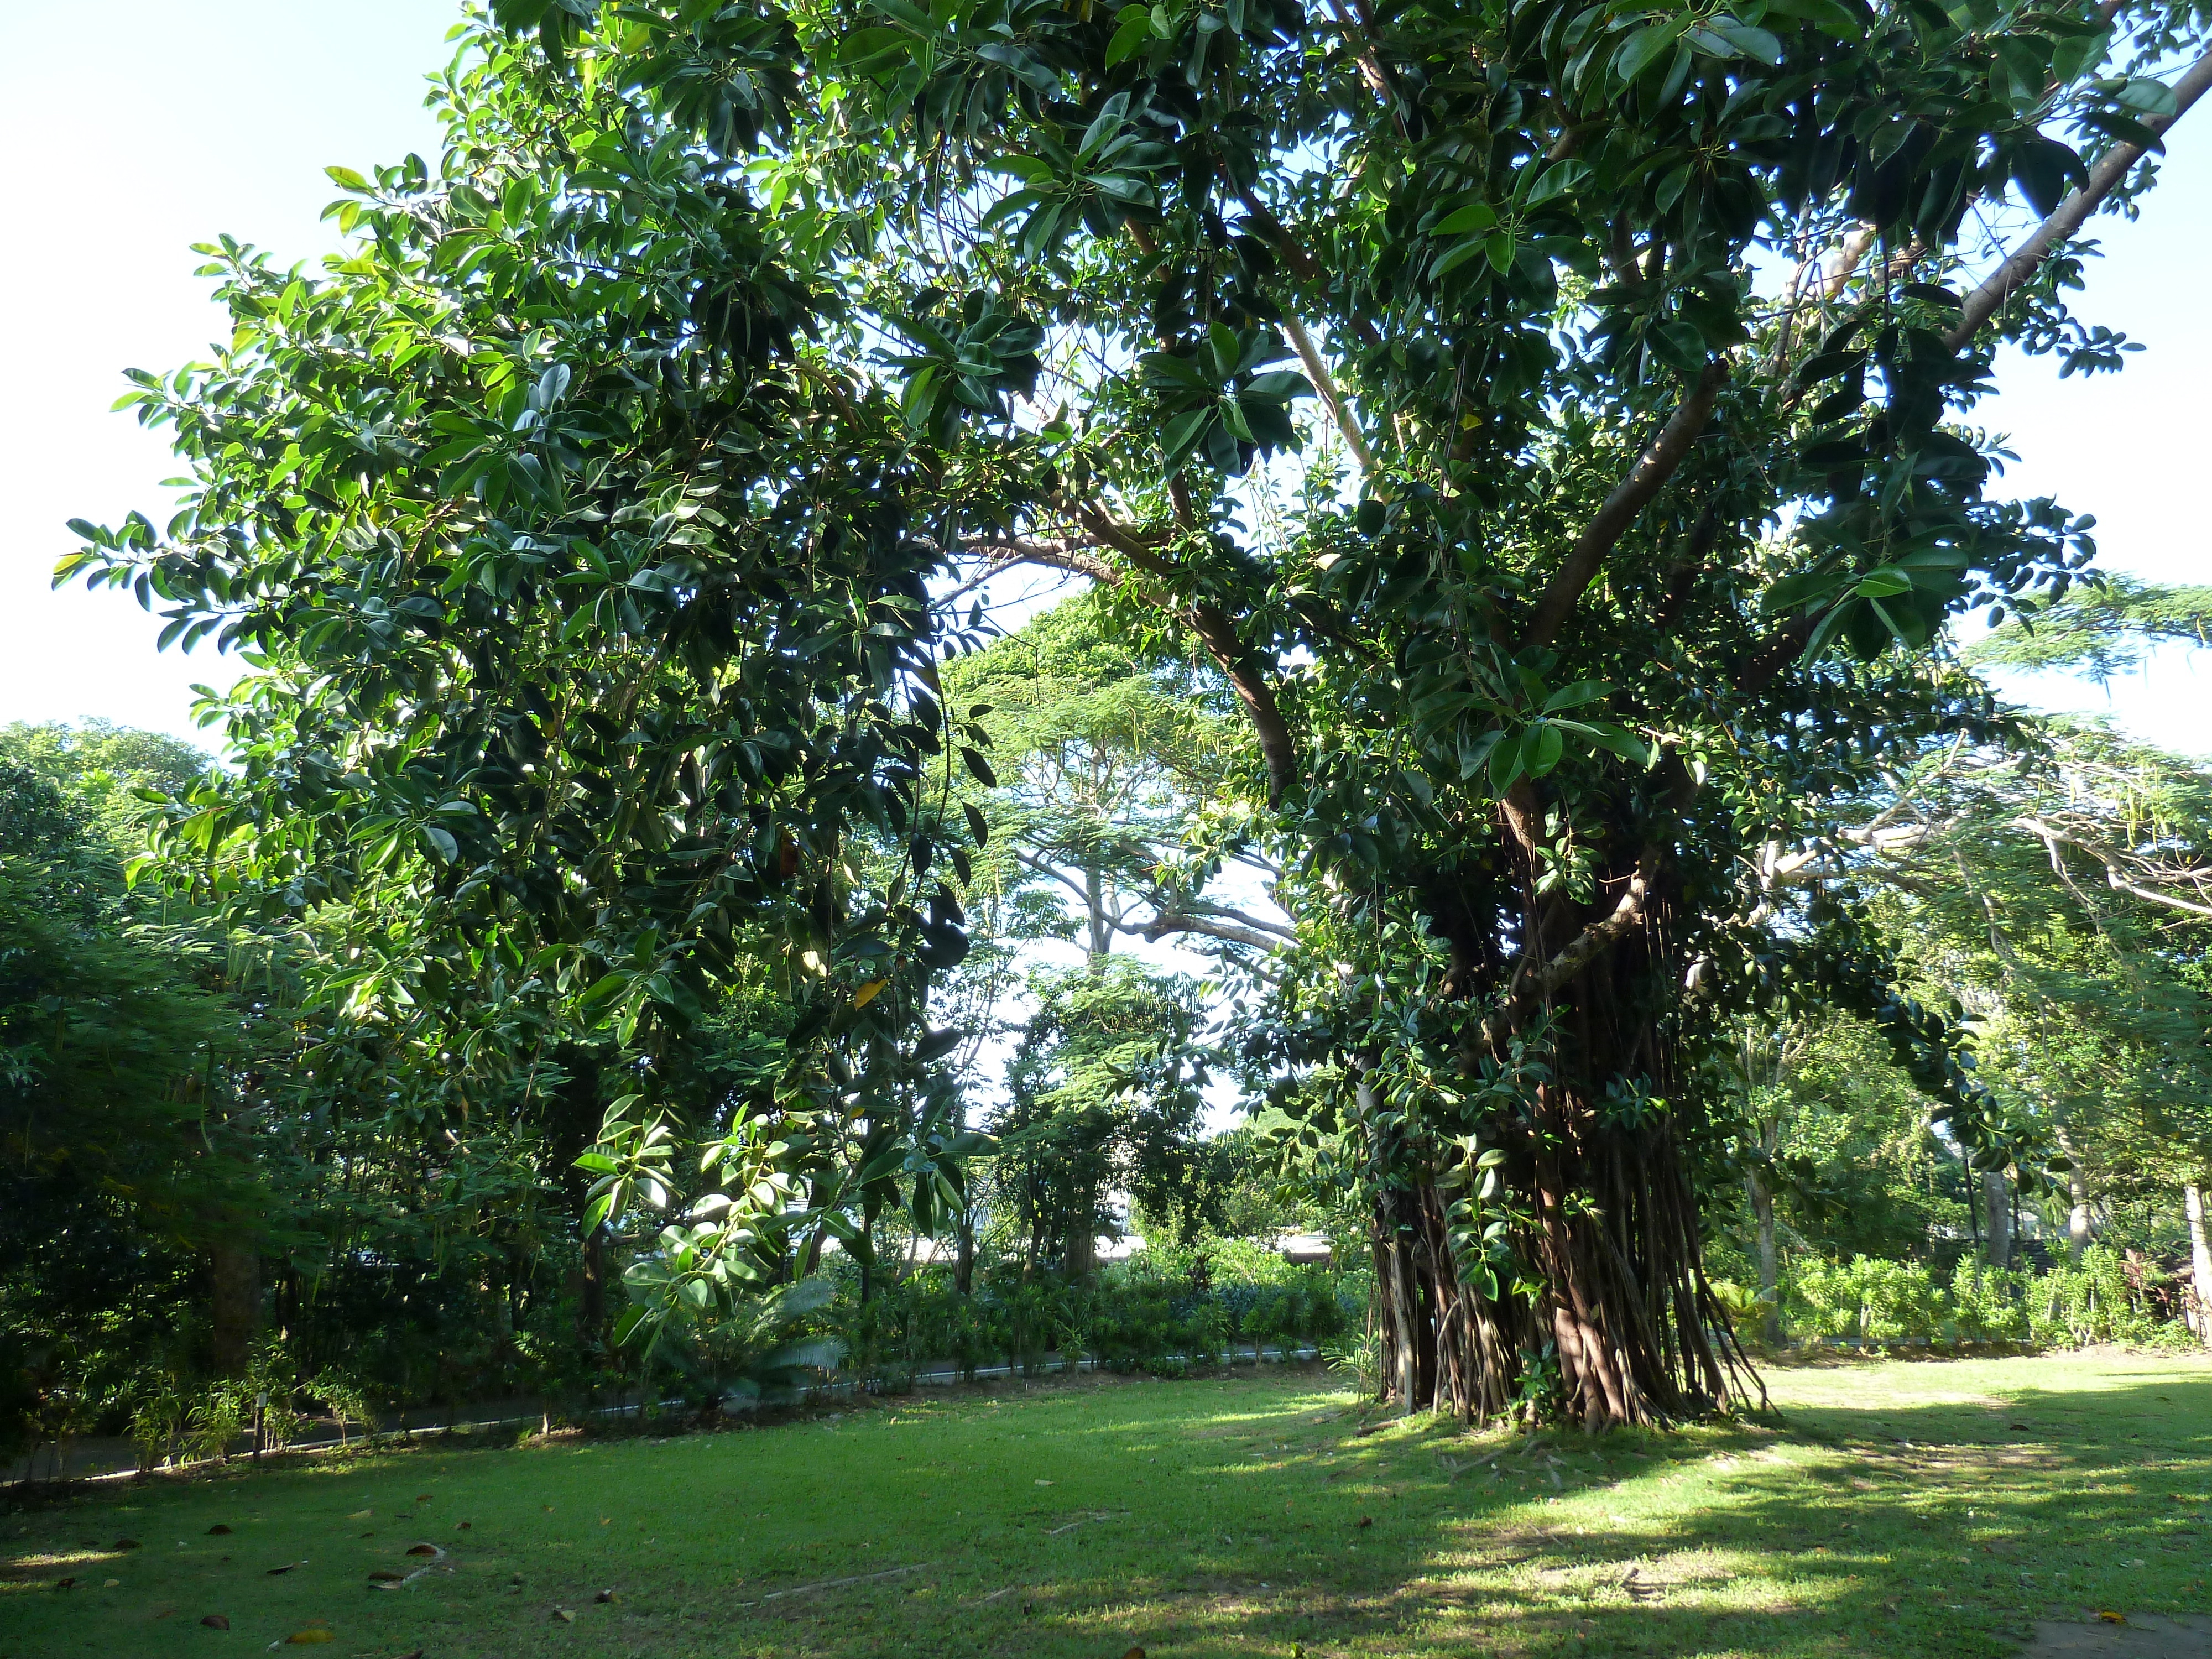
<box><xmin>2012</xmin><ymin>815</ymin><xmax>2212</xmax><ymax>920</ymax></box>
<box><xmin>1948</xmin><ymin>49</ymin><xmax>2212</xmax><ymax>350</ymax></box>
<box><xmin>1014</xmin><ymin>848</ymin><xmax>1092</xmax><ymax>903</ymax></box>
<box><xmin>1132</xmin><ymin>912</ymin><xmax>1293</xmax><ymax>952</ymax></box>
<box><xmin>1533</xmin><ymin>846</ymin><xmax>1660</xmax><ymax>996</ymax></box>
<box><xmin>1281</xmin><ymin>310</ymin><xmax>1375</xmax><ymax>474</ymax></box>
<box><xmin>1520</xmin><ymin>361</ymin><xmax>1729</xmax><ymax>652</ymax></box>
<box><xmin>1326</xmin><ymin>0</ymin><xmax>1397</xmax><ymax>110</ymax></box>
<box><xmin>1476</xmin><ymin>844</ymin><xmax>1663</xmax><ymax>1047</ymax></box>
<box><xmin>1188</xmin><ymin>603</ymin><xmax>1300</xmax><ymax>806</ymax></box>
<box><xmin>966</xmin><ymin>521</ymin><xmax>1302</xmax><ymax>805</ymax></box>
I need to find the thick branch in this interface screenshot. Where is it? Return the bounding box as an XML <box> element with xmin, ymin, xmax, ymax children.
<box><xmin>968</xmin><ymin>534</ymin><xmax>1119</xmax><ymax>586</ymax></box>
<box><xmin>1476</xmin><ymin>845</ymin><xmax>1662</xmax><ymax>1048</ymax></box>
<box><xmin>1948</xmin><ymin>49</ymin><xmax>2212</xmax><ymax>349</ymax></box>
<box><xmin>1134</xmin><ymin>912</ymin><xmax>1293</xmax><ymax>952</ymax></box>
<box><xmin>1189</xmin><ymin>603</ymin><xmax>1299</xmax><ymax>806</ymax></box>
<box><xmin>1520</xmin><ymin>361</ymin><xmax>1729</xmax><ymax>652</ymax></box>
<box><xmin>1146</xmin><ymin>899</ymin><xmax>1296</xmax><ymax>941</ymax></box>
<box><xmin>1534</xmin><ymin>846</ymin><xmax>1660</xmax><ymax>996</ymax></box>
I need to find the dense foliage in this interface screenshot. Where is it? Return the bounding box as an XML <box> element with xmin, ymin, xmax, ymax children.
<box><xmin>26</xmin><ymin>0</ymin><xmax>2212</xmax><ymax>1449</ymax></box>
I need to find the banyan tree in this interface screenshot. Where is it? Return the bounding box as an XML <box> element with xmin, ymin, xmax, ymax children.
<box><xmin>67</xmin><ymin>0</ymin><xmax>2211</xmax><ymax>1423</ymax></box>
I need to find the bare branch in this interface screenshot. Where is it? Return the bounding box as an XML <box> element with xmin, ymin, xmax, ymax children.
<box><xmin>2011</xmin><ymin>816</ymin><xmax>2212</xmax><ymax>920</ymax></box>
<box><xmin>1948</xmin><ymin>49</ymin><xmax>2212</xmax><ymax>350</ymax></box>
<box><xmin>1013</xmin><ymin>848</ymin><xmax>1093</xmax><ymax>904</ymax></box>
<box><xmin>1145</xmin><ymin>898</ymin><xmax>1297</xmax><ymax>942</ymax></box>
<box><xmin>1134</xmin><ymin>912</ymin><xmax>1293</xmax><ymax>953</ymax></box>
<box><xmin>1281</xmin><ymin>311</ymin><xmax>1375</xmax><ymax>474</ymax></box>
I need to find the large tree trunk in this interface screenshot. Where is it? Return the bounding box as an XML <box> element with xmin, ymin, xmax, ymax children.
<box><xmin>1745</xmin><ymin>1168</ymin><xmax>1782</xmax><ymax>1347</ymax></box>
<box><xmin>1982</xmin><ymin>1170</ymin><xmax>2012</xmax><ymax>1271</ymax></box>
<box><xmin>1084</xmin><ymin>860</ymin><xmax>1110</xmax><ymax>965</ymax></box>
<box><xmin>210</xmin><ymin>1239</ymin><xmax>261</xmax><ymax>1378</ymax></box>
<box><xmin>1063</xmin><ymin>1192</ymin><xmax>1097</xmax><ymax>1279</ymax></box>
<box><xmin>1359</xmin><ymin>1026</ymin><xmax>1756</xmax><ymax>1429</ymax></box>
<box><xmin>2185</xmin><ymin>1184</ymin><xmax>2212</xmax><ymax>1349</ymax></box>
<box><xmin>1355</xmin><ymin>784</ymin><xmax>1760</xmax><ymax>1430</ymax></box>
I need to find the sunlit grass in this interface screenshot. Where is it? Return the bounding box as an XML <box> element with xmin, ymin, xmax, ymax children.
<box><xmin>4</xmin><ymin>1350</ymin><xmax>2209</xmax><ymax>1657</ymax></box>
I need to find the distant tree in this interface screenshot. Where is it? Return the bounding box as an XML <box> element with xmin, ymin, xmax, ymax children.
<box><xmin>992</xmin><ymin>959</ymin><xmax>1215</xmax><ymax>1274</ymax></box>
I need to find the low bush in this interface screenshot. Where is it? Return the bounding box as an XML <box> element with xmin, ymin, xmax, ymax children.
<box><xmin>820</xmin><ymin>1254</ymin><xmax>1362</xmax><ymax>1391</ymax></box>
<box><xmin>1778</xmin><ymin>1246</ymin><xmax>2189</xmax><ymax>1350</ymax></box>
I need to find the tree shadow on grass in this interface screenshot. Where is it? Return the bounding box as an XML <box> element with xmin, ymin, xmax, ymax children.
<box><xmin>1103</xmin><ymin>1369</ymin><xmax>2212</xmax><ymax>1659</ymax></box>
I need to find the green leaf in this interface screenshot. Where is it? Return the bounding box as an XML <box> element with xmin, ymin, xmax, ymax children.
<box><xmin>1543</xmin><ymin>679</ymin><xmax>1612</xmax><ymax>713</ymax></box>
<box><xmin>1432</xmin><ymin>237</ymin><xmax>1498</xmax><ymax>281</ymax></box>
<box><xmin>1708</xmin><ymin>19</ymin><xmax>1782</xmax><ymax>63</ymax></box>
<box><xmin>1104</xmin><ymin>7</ymin><xmax>1154</xmax><ymax>66</ymax></box>
<box><xmin>1853</xmin><ymin>568</ymin><xmax>1915</xmax><ymax>599</ymax></box>
<box><xmin>1432</xmin><ymin>201</ymin><xmax>1498</xmax><ymax>237</ymax></box>
<box><xmin>1613</xmin><ymin>20</ymin><xmax>1686</xmax><ymax>84</ymax></box>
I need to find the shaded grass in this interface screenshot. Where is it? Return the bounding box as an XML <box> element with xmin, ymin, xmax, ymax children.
<box><xmin>4</xmin><ymin>1351</ymin><xmax>2210</xmax><ymax>1657</ymax></box>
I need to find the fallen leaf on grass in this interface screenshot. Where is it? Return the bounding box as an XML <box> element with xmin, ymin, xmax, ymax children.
<box><xmin>594</xmin><ymin>1589</ymin><xmax>619</xmax><ymax>1604</ymax></box>
<box><xmin>1034</xmin><ymin>1479</ymin><xmax>1054</xmax><ymax>1488</ymax></box>
<box><xmin>2100</xmin><ymin>1612</ymin><xmax>2128</xmax><ymax>1625</ymax></box>
<box><xmin>202</xmin><ymin>1615</ymin><xmax>231</xmax><ymax>1630</ymax></box>
<box><xmin>208</xmin><ymin>1525</ymin><xmax>234</xmax><ymax>1536</ymax></box>
<box><xmin>552</xmin><ymin>1608</ymin><xmax>575</xmax><ymax>1623</ymax></box>
<box><xmin>415</xmin><ymin>1495</ymin><xmax>431</xmax><ymax>1504</ymax></box>
<box><xmin>1123</xmin><ymin>1647</ymin><xmax>1146</xmax><ymax>1659</ymax></box>
<box><xmin>114</xmin><ymin>1537</ymin><xmax>141</xmax><ymax>1550</ymax></box>
<box><xmin>153</xmin><ymin>1607</ymin><xmax>175</xmax><ymax>1620</ymax></box>
<box><xmin>104</xmin><ymin>1578</ymin><xmax>121</xmax><ymax>1588</ymax></box>
<box><xmin>267</xmin><ymin>1561</ymin><xmax>309</xmax><ymax>1575</ymax></box>
<box><xmin>454</xmin><ymin>1521</ymin><xmax>471</xmax><ymax>1531</ymax></box>
<box><xmin>1356</xmin><ymin>1516</ymin><xmax>1373</xmax><ymax>1530</ymax></box>
<box><xmin>404</xmin><ymin>1543</ymin><xmax>446</xmax><ymax>1559</ymax></box>
<box><xmin>283</xmin><ymin>1630</ymin><xmax>336</xmax><ymax>1645</ymax></box>
<box><xmin>368</xmin><ymin>1571</ymin><xmax>407</xmax><ymax>1583</ymax></box>
<box><xmin>348</xmin><ymin>1511</ymin><xmax>372</xmax><ymax>1521</ymax></box>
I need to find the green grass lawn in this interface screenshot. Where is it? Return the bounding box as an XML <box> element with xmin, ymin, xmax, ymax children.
<box><xmin>6</xmin><ymin>1350</ymin><xmax>2210</xmax><ymax>1658</ymax></box>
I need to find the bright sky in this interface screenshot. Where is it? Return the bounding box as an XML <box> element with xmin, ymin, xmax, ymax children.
<box><xmin>2</xmin><ymin>3</ymin><xmax>2204</xmax><ymax>760</ymax></box>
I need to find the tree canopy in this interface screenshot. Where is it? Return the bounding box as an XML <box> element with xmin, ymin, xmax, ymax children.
<box><xmin>54</xmin><ymin>0</ymin><xmax>2212</xmax><ymax>1426</ymax></box>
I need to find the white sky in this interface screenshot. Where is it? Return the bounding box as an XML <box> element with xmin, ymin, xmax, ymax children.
<box><xmin>0</xmin><ymin>9</ymin><xmax>2202</xmax><ymax>751</ymax></box>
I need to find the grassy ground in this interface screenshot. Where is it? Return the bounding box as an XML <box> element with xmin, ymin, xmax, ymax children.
<box><xmin>4</xmin><ymin>1350</ymin><xmax>2209</xmax><ymax>1658</ymax></box>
